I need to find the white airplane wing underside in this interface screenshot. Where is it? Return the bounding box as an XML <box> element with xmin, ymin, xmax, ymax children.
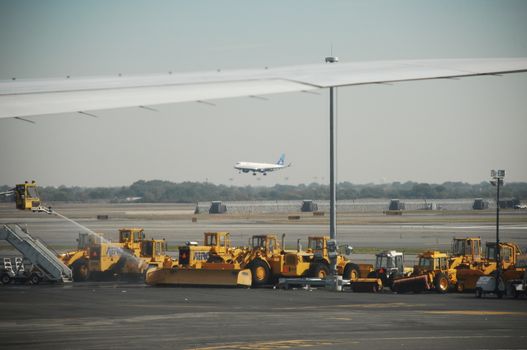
<box><xmin>1</xmin><ymin>58</ymin><xmax>526</xmax><ymax>119</ymax></box>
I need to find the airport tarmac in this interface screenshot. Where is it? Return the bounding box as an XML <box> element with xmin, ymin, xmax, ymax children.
<box><xmin>1</xmin><ymin>202</ymin><xmax>526</xmax><ymax>349</ymax></box>
<box><xmin>0</xmin><ymin>282</ymin><xmax>526</xmax><ymax>349</ymax></box>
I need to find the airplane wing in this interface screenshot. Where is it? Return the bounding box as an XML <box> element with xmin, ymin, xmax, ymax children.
<box><xmin>1</xmin><ymin>58</ymin><xmax>527</xmax><ymax>119</ymax></box>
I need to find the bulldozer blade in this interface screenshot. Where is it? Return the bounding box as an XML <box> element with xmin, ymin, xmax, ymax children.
<box><xmin>145</xmin><ymin>267</ymin><xmax>252</xmax><ymax>287</ymax></box>
<box><xmin>350</xmin><ymin>278</ymin><xmax>383</xmax><ymax>293</ymax></box>
<box><xmin>391</xmin><ymin>274</ymin><xmax>429</xmax><ymax>293</ymax></box>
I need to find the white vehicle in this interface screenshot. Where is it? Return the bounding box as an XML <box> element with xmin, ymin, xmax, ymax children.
<box><xmin>514</xmin><ymin>204</ymin><xmax>527</xmax><ymax>209</ymax></box>
<box><xmin>234</xmin><ymin>154</ymin><xmax>291</xmax><ymax>176</ymax></box>
<box><xmin>475</xmin><ymin>275</ymin><xmax>505</xmax><ymax>298</ymax></box>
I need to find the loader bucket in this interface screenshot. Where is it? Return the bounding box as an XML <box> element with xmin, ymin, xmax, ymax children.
<box><xmin>391</xmin><ymin>274</ymin><xmax>429</xmax><ymax>293</ymax></box>
<box><xmin>456</xmin><ymin>269</ymin><xmax>484</xmax><ymax>291</ymax></box>
<box><xmin>145</xmin><ymin>267</ymin><xmax>252</xmax><ymax>287</ymax></box>
<box><xmin>350</xmin><ymin>278</ymin><xmax>383</xmax><ymax>293</ymax></box>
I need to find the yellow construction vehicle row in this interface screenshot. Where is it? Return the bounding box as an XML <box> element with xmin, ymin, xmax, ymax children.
<box><xmin>146</xmin><ymin>233</ymin><xmax>374</xmax><ymax>288</ymax></box>
<box><xmin>6</xmin><ymin>181</ymin><xmax>526</xmax><ymax>294</ymax></box>
<box><xmin>391</xmin><ymin>237</ymin><xmax>525</xmax><ymax>294</ymax></box>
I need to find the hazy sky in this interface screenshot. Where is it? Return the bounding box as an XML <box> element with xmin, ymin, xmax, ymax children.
<box><xmin>0</xmin><ymin>0</ymin><xmax>526</xmax><ymax>187</ymax></box>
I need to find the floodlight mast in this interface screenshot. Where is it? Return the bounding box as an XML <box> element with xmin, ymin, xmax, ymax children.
<box><xmin>326</xmin><ymin>56</ymin><xmax>339</xmax><ymax>279</ymax></box>
<box><xmin>490</xmin><ymin>169</ymin><xmax>505</xmax><ymax>297</ymax></box>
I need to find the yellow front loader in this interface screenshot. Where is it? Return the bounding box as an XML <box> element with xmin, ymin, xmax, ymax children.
<box><xmin>282</xmin><ymin>236</ymin><xmax>372</xmax><ymax>281</ymax></box>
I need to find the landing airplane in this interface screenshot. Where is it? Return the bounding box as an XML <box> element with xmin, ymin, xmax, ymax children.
<box><xmin>234</xmin><ymin>154</ymin><xmax>291</xmax><ymax>176</ymax></box>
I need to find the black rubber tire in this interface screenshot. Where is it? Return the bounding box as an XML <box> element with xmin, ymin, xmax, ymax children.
<box><xmin>1</xmin><ymin>273</ymin><xmax>11</xmax><ymax>285</ymax></box>
<box><xmin>29</xmin><ymin>273</ymin><xmax>40</xmax><ymax>285</ymax></box>
<box><xmin>309</xmin><ymin>263</ymin><xmax>330</xmax><ymax>279</ymax></box>
<box><xmin>343</xmin><ymin>263</ymin><xmax>360</xmax><ymax>281</ymax></box>
<box><xmin>434</xmin><ymin>272</ymin><xmax>449</xmax><ymax>293</ymax></box>
<box><xmin>248</xmin><ymin>259</ymin><xmax>270</xmax><ymax>287</ymax></box>
<box><xmin>72</xmin><ymin>259</ymin><xmax>90</xmax><ymax>282</ymax></box>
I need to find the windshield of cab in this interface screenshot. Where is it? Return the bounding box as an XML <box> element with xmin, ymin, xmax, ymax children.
<box><xmin>308</xmin><ymin>239</ymin><xmax>324</xmax><ymax>250</ymax></box>
<box><xmin>206</xmin><ymin>234</ymin><xmax>217</xmax><ymax>246</ymax></box>
<box><xmin>376</xmin><ymin>256</ymin><xmax>395</xmax><ymax>269</ymax></box>
<box><xmin>252</xmin><ymin>237</ymin><xmax>265</xmax><ymax>249</ymax></box>
<box><xmin>418</xmin><ymin>257</ymin><xmax>434</xmax><ymax>268</ymax></box>
<box><xmin>452</xmin><ymin>240</ymin><xmax>465</xmax><ymax>256</ymax></box>
<box><xmin>27</xmin><ymin>186</ymin><xmax>39</xmax><ymax>198</ymax></box>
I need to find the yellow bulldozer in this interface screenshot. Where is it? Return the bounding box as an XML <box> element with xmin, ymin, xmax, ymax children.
<box><xmin>60</xmin><ymin>228</ymin><xmax>173</xmax><ymax>281</ymax></box>
<box><xmin>145</xmin><ymin>232</ymin><xmax>256</xmax><ymax>287</ymax></box>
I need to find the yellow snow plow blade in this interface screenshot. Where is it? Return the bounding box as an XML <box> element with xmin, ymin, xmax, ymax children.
<box><xmin>350</xmin><ymin>278</ymin><xmax>383</xmax><ymax>292</ymax></box>
<box><xmin>145</xmin><ymin>267</ymin><xmax>252</xmax><ymax>287</ymax></box>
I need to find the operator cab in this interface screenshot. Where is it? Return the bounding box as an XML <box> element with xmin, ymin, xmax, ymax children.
<box><xmin>14</xmin><ymin>181</ymin><xmax>41</xmax><ymax>211</ymax></box>
<box><xmin>141</xmin><ymin>240</ymin><xmax>166</xmax><ymax>258</ymax></box>
<box><xmin>251</xmin><ymin>235</ymin><xmax>277</xmax><ymax>253</ymax></box>
<box><xmin>119</xmin><ymin>228</ymin><xmax>145</xmax><ymax>243</ymax></box>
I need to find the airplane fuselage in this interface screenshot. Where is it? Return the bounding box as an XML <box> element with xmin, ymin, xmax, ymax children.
<box><xmin>234</xmin><ymin>159</ymin><xmax>289</xmax><ymax>175</ymax></box>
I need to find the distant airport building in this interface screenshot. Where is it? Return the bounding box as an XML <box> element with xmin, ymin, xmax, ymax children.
<box><xmin>209</xmin><ymin>201</ymin><xmax>227</xmax><ymax>214</ymax></box>
<box><xmin>301</xmin><ymin>200</ymin><xmax>318</xmax><ymax>212</ymax></box>
<box><xmin>388</xmin><ymin>199</ymin><xmax>405</xmax><ymax>211</ymax></box>
<box><xmin>499</xmin><ymin>198</ymin><xmax>520</xmax><ymax>209</ymax></box>
<box><xmin>472</xmin><ymin>198</ymin><xmax>489</xmax><ymax>210</ymax></box>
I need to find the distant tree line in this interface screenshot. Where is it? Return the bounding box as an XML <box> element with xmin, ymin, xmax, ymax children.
<box><xmin>1</xmin><ymin>180</ymin><xmax>526</xmax><ymax>203</ymax></box>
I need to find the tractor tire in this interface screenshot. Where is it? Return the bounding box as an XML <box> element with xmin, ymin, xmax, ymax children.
<box><xmin>29</xmin><ymin>273</ymin><xmax>40</xmax><ymax>285</ymax></box>
<box><xmin>309</xmin><ymin>263</ymin><xmax>329</xmax><ymax>279</ymax></box>
<box><xmin>248</xmin><ymin>259</ymin><xmax>270</xmax><ymax>287</ymax></box>
<box><xmin>434</xmin><ymin>273</ymin><xmax>449</xmax><ymax>293</ymax></box>
<box><xmin>456</xmin><ymin>282</ymin><xmax>465</xmax><ymax>293</ymax></box>
<box><xmin>343</xmin><ymin>263</ymin><xmax>360</xmax><ymax>281</ymax></box>
<box><xmin>72</xmin><ymin>259</ymin><xmax>90</xmax><ymax>282</ymax></box>
<box><xmin>1</xmin><ymin>273</ymin><xmax>11</xmax><ymax>285</ymax></box>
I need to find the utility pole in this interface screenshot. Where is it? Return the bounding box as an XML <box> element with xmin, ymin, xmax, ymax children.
<box><xmin>490</xmin><ymin>169</ymin><xmax>505</xmax><ymax>297</ymax></box>
<box><xmin>326</xmin><ymin>55</ymin><xmax>339</xmax><ymax>290</ymax></box>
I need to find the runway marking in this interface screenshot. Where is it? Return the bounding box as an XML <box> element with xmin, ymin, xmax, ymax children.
<box><xmin>189</xmin><ymin>334</ymin><xmax>525</xmax><ymax>349</ymax></box>
<box><xmin>189</xmin><ymin>339</ymin><xmax>347</xmax><ymax>350</ymax></box>
<box><xmin>423</xmin><ymin>310</ymin><xmax>527</xmax><ymax>316</ymax></box>
<box><xmin>355</xmin><ymin>334</ymin><xmax>526</xmax><ymax>341</ymax></box>
<box><xmin>273</xmin><ymin>302</ymin><xmax>415</xmax><ymax>310</ymax></box>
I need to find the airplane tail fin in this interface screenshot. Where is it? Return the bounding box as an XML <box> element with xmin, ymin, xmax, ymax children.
<box><xmin>276</xmin><ymin>153</ymin><xmax>285</xmax><ymax>165</ymax></box>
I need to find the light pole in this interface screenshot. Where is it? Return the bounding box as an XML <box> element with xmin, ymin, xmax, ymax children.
<box><xmin>490</xmin><ymin>169</ymin><xmax>505</xmax><ymax>297</ymax></box>
<box><xmin>326</xmin><ymin>55</ymin><xmax>339</xmax><ymax>284</ymax></box>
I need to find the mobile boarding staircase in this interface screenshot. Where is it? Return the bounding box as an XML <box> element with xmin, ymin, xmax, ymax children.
<box><xmin>0</xmin><ymin>224</ymin><xmax>72</xmax><ymax>283</ymax></box>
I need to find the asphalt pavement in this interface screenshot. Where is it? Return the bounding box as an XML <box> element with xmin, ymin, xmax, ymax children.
<box><xmin>1</xmin><ymin>282</ymin><xmax>526</xmax><ymax>349</ymax></box>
